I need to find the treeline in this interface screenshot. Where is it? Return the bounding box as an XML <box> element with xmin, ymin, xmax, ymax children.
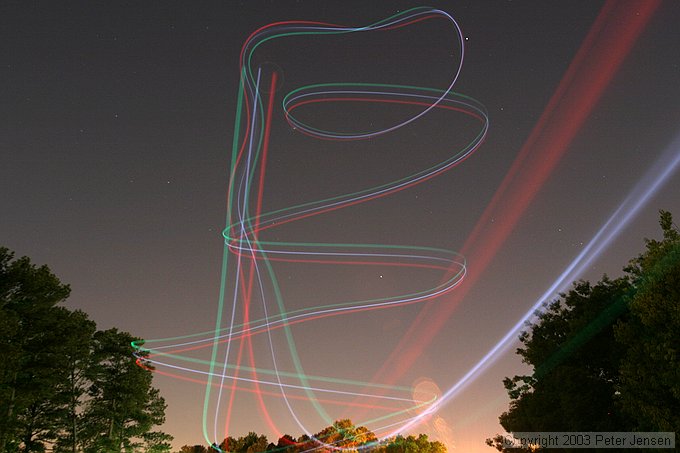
<box><xmin>487</xmin><ymin>211</ymin><xmax>680</xmax><ymax>452</ymax></box>
<box><xmin>178</xmin><ymin>419</ymin><xmax>446</xmax><ymax>453</ymax></box>
<box><xmin>0</xmin><ymin>247</ymin><xmax>172</xmax><ymax>452</ymax></box>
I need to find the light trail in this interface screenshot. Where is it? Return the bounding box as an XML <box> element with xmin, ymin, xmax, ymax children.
<box><xmin>135</xmin><ymin>7</ymin><xmax>484</xmax><ymax>450</ymax></box>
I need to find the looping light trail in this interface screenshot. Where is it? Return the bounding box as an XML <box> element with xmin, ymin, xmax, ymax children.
<box><xmin>134</xmin><ymin>7</ymin><xmax>487</xmax><ymax>451</ymax></box>
<box><xmin>133</xmin><ymin>2</ymin><xmax>670</xmax><ymax>451</ymax></box>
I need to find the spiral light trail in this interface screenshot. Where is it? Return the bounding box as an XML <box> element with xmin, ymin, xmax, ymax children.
<box><xmin>133</xmin><ymin>3</ymin><xmax>671</xmax><ymax>451</ymax></box>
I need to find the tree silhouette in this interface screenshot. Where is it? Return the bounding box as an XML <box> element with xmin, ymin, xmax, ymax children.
<box><xmin>0</xmin><ymin>247</ymin><xmax>172</xmax><ymax>452</ymax></box>
<box><xmin>488</xmin><ymin>211</ymin><xmax>680</xmax><ymax>451</ymax></box>
<box><xmin>615</xmin><ymin>210</ymin><xmax>680</xmax><ymax>432</ymax></box>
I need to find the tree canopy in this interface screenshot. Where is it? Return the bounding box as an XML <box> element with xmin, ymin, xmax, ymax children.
<box><xmin>177</xmin><ymin>419</ymin><xmax>446</xmax><ymax>453</ymax></box>
<box><xmin>487</xmin><ymin>211</ymin><xmax>680</xmax><ymax>451</ymax></box>
<box><xmin>0</xmin><ymin>247</ymin><xmax>172</xmax><ymax>453</ymax></box>
<box><xmin>615</xmin><ymin>211</ymin><xmax>680</xmax><ymax>433</ymax></box>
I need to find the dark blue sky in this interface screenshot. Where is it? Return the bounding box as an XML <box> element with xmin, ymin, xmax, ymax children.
<box><xmin>2</xmin><ymin>1</ymin><xmax>679</xmax><ymax>451</ymax></box>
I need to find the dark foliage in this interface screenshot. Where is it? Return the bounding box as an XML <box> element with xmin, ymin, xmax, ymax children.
<box><xmin>0</xmin><ymin>247</ymin><xmax>172</xmax><ymax>453</ymax></box>
<box><xmin>488</xmin><ymin>211</ymin><xmax>680</xmax><ymax>452</ymax></box>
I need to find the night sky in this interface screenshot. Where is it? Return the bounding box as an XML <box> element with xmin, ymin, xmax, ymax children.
<box><xmin>2</xmin><ymin>1</ymin><xmax>680</xmax><ymax>452</ymax></box>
